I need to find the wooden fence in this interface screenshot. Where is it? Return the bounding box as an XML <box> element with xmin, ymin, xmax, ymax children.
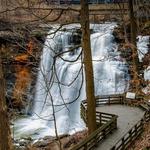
<box><xmin>110</xmin><ymin>120</ymin><xmax>144</xmax><ymax>150</ymax></box>
<box><xmin>72</xmin><ymin>94</ymin><xmax>150</xmax><ymax>150</ymax></box>
<box><xmin>71</xmin><ymin>113</ymin><xmax>117</xmax><ymax>150</ymax></box>
<box><xmin>111</xmin><ymin>106</ymin><xmax>150</xmax><ymax>150</ymax></box>
<box><xmin>140</xmin><ymin>101</ymin><xmax>150</xmax><ymax>122</ymax></box>
<box><xmin>81</xmin><ymin>101</ymin><xmax>117</xmax><ymax>126</ymax></box>
<box><xmin>71</xmin><ymin>96</ymin><xmax>118</xmax><ymax>150</ymax></box>
<box><xmin>107</xmin><ymin>97</ymin><xmax>150</xmax><ymax>150</ymax></box>
<box><xmin>71</xmin><ymin>116</ymin><xmax>117</xmax><ymax>150</ymax></box>
<box><xmin>95</xmin><ymin>94</ymin><xmax>124</xmax><ymax>105</ymax></box>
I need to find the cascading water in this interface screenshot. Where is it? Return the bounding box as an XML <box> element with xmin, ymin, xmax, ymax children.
<box><xmin>137</xmin><ymin>35</ymin><xmax>150</xmax><ymax>94</ymax></box>
<box><xmin>137</xmin><ymin>36</ymin><xmax>149</xmax><ymax>62</ymax></box>
<box><xmin>14</xmin><ymin>23</ymin><xmax>129</xmax><ymax>139</ymax></box>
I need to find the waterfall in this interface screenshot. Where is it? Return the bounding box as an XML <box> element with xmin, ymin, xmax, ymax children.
<box><xmin>137</xmin><ymin>36</ymin><xmax>149</xmax><ymax>62</ymax></box>
<box><xmin>14</xmin><ymin>23</ymin><xmax>129</xmax><ymax>139</ymax></box>
<box><xmin>137</xmin><ymin>35</ymin><xmax>150</xmax><ymax>94</ymax></box>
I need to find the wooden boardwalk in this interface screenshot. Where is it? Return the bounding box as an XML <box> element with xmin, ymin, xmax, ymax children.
<box><xmin>72</xmin><ymin>95</ymin><xmax>150</xmax><ymax>150</ymax></box>
<box><xmin>95</xmin><ymin>104</ymin><xmax>145</xmax><ymax>150</ymax></box>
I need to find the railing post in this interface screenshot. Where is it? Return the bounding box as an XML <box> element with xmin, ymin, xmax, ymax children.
<box><xmin>129</xmin><ymin>129</ymin><xmax>132</xmax><ymax>142</ymax></box>
<box><xmin>84</xmin><ymin>143</ymin><xmax>87</xmax><ymax>150</ymax></box>
<box><xmin>140</xmin><ymin>120</ymin><xmax>144</xmax><ymax>133</ymax></box>
<box><xmin>102</xmin><ymin>129</ymin><xmax>106</xmax><ymax>139</ymax></box>
<box><xmin>120</xmin><ymin>96</ymin><xmax>123</xmax><ymax>104</ymax></box>
<box><xmin>122</xmin><ymin>137</ymin><xmax>125</xmax><ymax>149</ymax></box>
<box><xmin>85</xmin><ymin>109</ymin><xmax>88</xmax><ymax>125</ymax></box>
<box><xmin>148</xmin><ymin>110</ymin><xmax>150</xmax><ymax>121</ymax></box>
<box><xmin>109</xmin><ymin>97</ymin><xmax>110</xmax><ymax>105</ymax></box>
<box><xmin>100</xmin><ymin>113</ymin><xmax>101</xmax><ymax>125</ymax></box>
<box><xmin>134</xmin><ymin>124</ymin><xmax>137</xmax><ymax>136</ymax></box>
<box><xmin>95</xmin><ymin>133</ymin><xmax>99</xmax><ymax>148</ymax></box>
<box><xmin>114</xmin><ymin>117</ymin><xmax>117</xmax><ymax>129</ymax></box>
<box><xmin>123</xmin><ymin>93</ymin><xmax>126</xmax><ymax>104</ymax></box>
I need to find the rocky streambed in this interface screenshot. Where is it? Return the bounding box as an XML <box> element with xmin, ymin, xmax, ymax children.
<box><xmin>14</xmin><ymin>130</ymin><xmax>87</xmax><ymax>150</ymax></box>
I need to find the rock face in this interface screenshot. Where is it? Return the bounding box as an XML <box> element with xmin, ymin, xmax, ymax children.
<box><xmin>0</xmin><ymin>21</ymin><xmax>47</xmax><ymax>112</ymax></box>
<box><xmin>113</xmin><ymin>26</ymin><xmax>125</xmax><ymax>43</ymax></box>
<box><xmin>113</xmin><ymin>22</ymin><xmax>131</xmax><ymax>43</ymax></box>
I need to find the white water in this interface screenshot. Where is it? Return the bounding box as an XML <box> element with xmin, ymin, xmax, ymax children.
<box><xmin>143</xmin><ymin>66</ymin><xmax>150</xmax><ymax>95</ymax></box>
<box><xmin>137</xmin><ymin>36</ymin><xmax>149</xmax><ymax>62</ymax></box>
<box><xmin>137</xmin><ymin>35</ymin><xmax>150</xmax><ymax>94</ymax></box>
<box><xmin>13</xmin><ymin>23</ymin><xmax>129</xmax><ymax>139</ymax></box>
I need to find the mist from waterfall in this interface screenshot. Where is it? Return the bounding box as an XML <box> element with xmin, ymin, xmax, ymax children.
<box><xmin>13</xmin><ymin>23</ymin><xmax>129</xmax><ymax>139</ymax></box>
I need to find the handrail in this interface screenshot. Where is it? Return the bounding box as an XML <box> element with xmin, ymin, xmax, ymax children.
<box><xmin>111</xmin><ymin>120</ymin><xmax>144</xmax><ymax>150</ymax></box>
<box><xmin>71</xmin><ymin>96</ymin><xmax>118</xmax><ymax>150</ymax></box>
<box><xmin>71</xmin><ymin>115</ymin><xmax>117</xmax><ymax>150</ymax></box>
<box><xmin>81</xmin><ymin>100</ymin><xmax>117</xmax><ymax>126</ymax></box>
<box><xmin>82</xmin><ymin>94</ymin><xmax>124</xmax><ymax>108</ymax></box>
<box><xmin>72</xmin><ymin>94</ymin><xmax>150</xmax><ymax>150</ymax></box>
<box><xmin>143</xmin><ymin>106</ymin><xmax>150</xmax><ymax>122</ymax></box>
<box><xmin>140</xmin><ymin>101</ymin><xmax>150</xmax><ymax>122</ymax></box>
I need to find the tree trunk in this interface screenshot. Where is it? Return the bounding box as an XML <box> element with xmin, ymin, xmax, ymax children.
<box><xmin>0</xmin><ymin>53</ymin><xmax>12</xmax><ymax>150</ymax></box>
<box><xmin>128</xmin><ymin>0</ymin><xmax>140</xmax><ymax>92</ymax></box>
<box><xmin>80</xmin><ymin>0</ymin><xmax>97</xmax><ymax>134</ymax></box>
<box><xmin>128</xmin><ymin>0</ymin><xmax>137</xmax><ymax>46</ymax></box>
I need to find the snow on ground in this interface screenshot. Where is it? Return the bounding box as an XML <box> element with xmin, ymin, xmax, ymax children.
<box><xmin>137</xmin><ymin>36</ymin><xmax>149</xmax><ymax>62</ymax></box>
<box><xmin>137</xmin><ymin>36</ymin><xmax>150</xmax><ymax>95</ymax></box>
<box><xmin>143</xmin><ymin>66</ymin><xmax>150</xmax><ymax>95</ymax></box>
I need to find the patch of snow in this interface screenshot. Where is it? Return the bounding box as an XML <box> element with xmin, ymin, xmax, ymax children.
<box><xmin>144</xmin><ymin>66</ymin><xmax>150</xmax><ymax>80</ymax></box>
<box><xmin>143</xmin><ymin>66</ymin><xmax>150</xmax><ymax>94</ymax></box>
<box><xmin>137</xmin><ymin>36</ymin><xmax>149</xmax><ymax>62</ymax></box>
<box><xmin>137</xmin><ymin>36</ymin><xmax>150</xmax><ymax>94</ymax></box>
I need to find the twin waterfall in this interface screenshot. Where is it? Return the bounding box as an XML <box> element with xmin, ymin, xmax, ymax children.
<box><xmin>14</xmin><ymin>23</ymin><xmax>129</xmax><ymax>139</ymax></box>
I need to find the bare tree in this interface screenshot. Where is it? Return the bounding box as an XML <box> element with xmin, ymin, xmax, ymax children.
<box><xmin>128</xmin><ymin>0</ymin><xmax>140</xmax><ymax>92</ymax></box>
<box><xmin>80</xmin><ymin>0</ymin><xmax>97</xmax><ymax>134</ymax></box>
<box><xmin>0</xmin><ymin>51</ymin><xmax>12</xmax><ymax>150</ymax></box>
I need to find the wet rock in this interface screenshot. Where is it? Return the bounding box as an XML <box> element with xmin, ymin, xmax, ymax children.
<box><xmin>14</xmin><ymin>137</ymin><xmax>33</xmax><ymax>150</ymax></box>
<box><xmin>113</xmin><ymin>27</ymin><xmax>125</xmax><ymax>43</ymax></box>
<box><xmin>43</xmin><ymin>136</ymin><xmax>54</xmax><ymax>140</ymax></box>
<box><xmin>33</xmin><ymin>140</ymin><xmax>49</xmax><ymax>147</ymax></box>
<box><xmin>14</xmin><ymin>146</ymin><xmax>26</xmax><ymax>150</ymax></box>
<box><xmin>27</xmin><ymin>130</ymin><xmax>87</xmax><ymax>150</ymax></box>
<box><xmin>143</xmin><ymin>53</ymin><xmax>150</xmax><ymax>68</ymax></box>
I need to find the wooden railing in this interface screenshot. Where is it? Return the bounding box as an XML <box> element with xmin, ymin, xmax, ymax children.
<box><xmin>71</xmin><ymin>97</ymin><xmax>118</xmax><ymax>150</ymax></box>
<box><xmin>144</xmin><ymin>111</ymin><xmax>150</xmax><ymax>122</ymax></box>
<box><xmin>110</xmin><ymin>99</ymin><xmax>150</xmax><ymax>150</ymax></box>
<box><xmin>95</xmin><ymin>94</ymin><xmax>124</xmax><ymax>106</ymax></box>
<box><xmin>81</xmin><ymin>99</ymin><xmax>118</xmax><ymax>126</ymax></box>
<box><xmin>72</xmin><ymin>94</ymin><xmax>150</xmax><ymax>150</ymax></box>
<box><xmin>71</xmin><ymin>115</ymin><xmax>117</xmax><ymax>150</ymax></box>
<box><xmin>140</xmin><ymin>101</ymin><xmax>150</xmax><ymax>122</ymax></box>
<box><xmin>81</xmin><ymin>94</ymin><xmax>124</xmax><ymax>107</ymax></box>
<box><xmin>111</xmin><ymin>120</ymin><xmax>144</xmax><ymax>150</ymax></box>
